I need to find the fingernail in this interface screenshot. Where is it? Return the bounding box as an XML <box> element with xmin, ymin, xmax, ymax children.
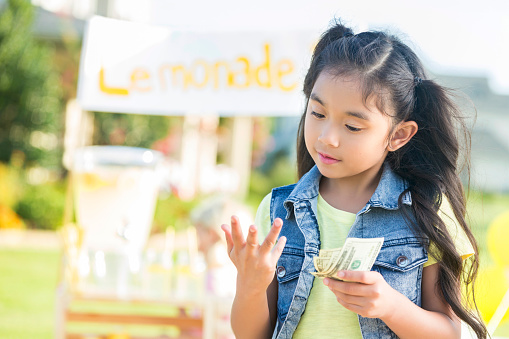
<box><xmin>249</xmin><ymin>225</ymin><xmax>256</xmax><ymax>232</ymax></box>
<box><xmin>323</xmin><ymin>278</ymin><xmax>329</xmax><ymax>286</ymax></box>
<box><xmin>337</xmin><ymin>271</ymin><xmax>345</xmax><ymax>278</ymax></box>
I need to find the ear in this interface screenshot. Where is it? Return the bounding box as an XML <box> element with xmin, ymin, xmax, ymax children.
<box><xmin>388</xmin><ymin>120</ymin><xmax>418</xmax><ymax>151</ymax></box>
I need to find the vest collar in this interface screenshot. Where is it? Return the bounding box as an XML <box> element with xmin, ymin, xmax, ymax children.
<box><xmin>284</xmin><ymin>162</ymin><xmax>412</xmax><ymax>214</ymax></box>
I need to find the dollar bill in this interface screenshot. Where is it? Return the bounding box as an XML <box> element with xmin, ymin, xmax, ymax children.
<box><xmin>313</xmin><ymin>248</ymin><xmax>336</xmax><ymax>271</ymax></box>
<box><xmin>313</xmin><ymin>256</ymin><xmax>330</xmax><ymax>272</ymax></box>
<box><xmin>322</xmin><ymin>247</ymin><xmax>346</xmax><ymax>274</ymax></box>
<box><xmin>311</xmin><ymin>237</ymin><xmax>384</xmax><ymax>281</ymax></box>
<box><xmin>315</xmin><ymin>247</ymin><xmax>343</xmax><ymax>272</ymax></box>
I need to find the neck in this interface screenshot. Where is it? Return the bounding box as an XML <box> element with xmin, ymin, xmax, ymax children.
<box><xmin>319</xmin><ymin>165</ymin><xmax>384</xmax><ymax>213</ymax></box>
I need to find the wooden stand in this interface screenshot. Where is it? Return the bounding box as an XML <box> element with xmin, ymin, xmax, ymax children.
<box><xmin>55</xmin><ymin>225</ymin><xmax>234</xmax><ymax>339</ymax></box>
<box><xmin>57</xmin><ymin>293</ymin><xmax>205</xmax><ymax>339</ymax></box>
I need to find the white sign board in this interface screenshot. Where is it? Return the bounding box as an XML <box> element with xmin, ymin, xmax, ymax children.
<box><xmin>77</xmin><ymin>16</ymin><xmax>317</xmax><ymax>116</ymax></box>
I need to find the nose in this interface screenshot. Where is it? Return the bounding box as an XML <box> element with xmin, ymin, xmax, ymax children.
<box><xmin>318</xmin><ymin>124</ymin><xmax>340</xmax><ymax>148</ymax></box>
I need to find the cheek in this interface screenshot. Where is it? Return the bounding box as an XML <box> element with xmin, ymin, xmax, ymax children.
<box><xmin>303</xmin><ymin>116</ymin><xmax>314</xmax><ymax>146</ymax></box>
<box><xmin>358</xmin><ymin>140</ymin><xmax>390</xmax><ymax>161</ymax></box>
<box><xmin>344</xmin><ymin>137</ymin><xmax>383</xmax><ymax>157</ymax></box>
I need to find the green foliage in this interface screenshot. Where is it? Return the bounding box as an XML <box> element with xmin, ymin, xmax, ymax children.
<box><xmin>0</xmin><ymin>0</ymin><xmax>64</xmax><ymax>169</ymax></box>
<box><xmin>15</xmin><ymin>182</ymin><xmax>66</xmax><ymax>230</ymax></box>
<box><xmin>0</xmin><ymin>163</ymin><xmax>23</xmax><ymax>208</ymax></box>
<box><xmin>152</xmin><ymin>193</ymin><xmax>200</xmax><ymax>233</ymax></box>
<box><xmin>92</xmin><ymin>112</ymin><xmax>174</xmax><ymax>149</ymax></box>
<box><xmin>247</xmin><ymin>155</ymin><xmax>297</xmax><ymax>209</ymax></box>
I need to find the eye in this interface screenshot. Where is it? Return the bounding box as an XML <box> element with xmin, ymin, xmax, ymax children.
<box><xmin>346</xmin><ymin>125</ymin><xmax>362</xmax><ymax>132</ymax></box>
<box><xmin>311</xmin><ymin>111</ymin><xmax>325</xmax><ymax>119</ymax></box>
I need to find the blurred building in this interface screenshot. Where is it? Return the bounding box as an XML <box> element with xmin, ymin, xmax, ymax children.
<box><xmin>439</xmin><ymin>75</ymin><xmax>509</xmax><ymax>193</ymax></box>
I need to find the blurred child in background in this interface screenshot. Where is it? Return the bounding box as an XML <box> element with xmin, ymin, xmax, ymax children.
<box><xmin>191</xmin><ymin>195</ymin><xmax>253</xmax><ymax>297</ymax></box>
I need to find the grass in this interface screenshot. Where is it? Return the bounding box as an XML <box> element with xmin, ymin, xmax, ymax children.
<box><xmin>0</xmin><ymin>191</ymin><xmax>508</xmax><ymax>338</ymax></box>
<box><xmin>0</xmin><ymin>248</ymin><xmax>60</xmax><ymax>339</ymax></box>
<box><xmin>0</xmin><ymin>248</ymin><xmax>191</xmax><ymax>338</ymax></box>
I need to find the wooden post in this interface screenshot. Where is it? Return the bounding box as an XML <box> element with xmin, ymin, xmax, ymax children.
<box><xmin>179</xmin><ymin>114</ymin><xmax>220</xmax><ymax>200</ymax></box>
<box><xmin>179</xmin><ymin>115</ymin><xmax>201</xmax><ymax>200</ymax></box>
<box><xmin>62</xmin><ymin>100</ymin><xmax>94</xmax><ymax>226</ymax></box>
<box><xmin>227</xmin><ymin>116</ymin><xmax>253</xmax><ymax>199</ymax></box>
<box><xmin>197</xmin><ymin>115</ymin><xmax>220</xmax><ymax>195</ymax></box>
<box><xmin>62</xmin><ymin>99</ymin><xmax>94</xmax><ymax>170</ymax></box>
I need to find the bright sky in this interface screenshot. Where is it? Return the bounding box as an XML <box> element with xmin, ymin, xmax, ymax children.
<box><xmin>148</xmin><ymin>0</ymin><xmax>509</xmax><ymax>95</ymax></box>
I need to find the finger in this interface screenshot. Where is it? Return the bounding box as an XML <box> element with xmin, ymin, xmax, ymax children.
<box><xmin>230</xmin><ymin>215</ymin><xmax>246</xmax><ymax>248</ymax></box>
<box><xmin>221</xmin><ymin>224</ymin><xmax>234</xmax><ymax>254</ymax></box>
<box><xmin>336</xmin><ymin>270</ymin><xmax>380</xmax><ymax>285</ymax></box>
<box><xmin>245</xmin><ymin>224</ymin><xmax>259</xmax><ymax>251</ymax></box>
<box><xmin>324</xmin><ymin>278</ymin><xmax>370</xmax><ymax>297</ymax></box>
<box><xmin>260</xmin><ymin>218</ymin><xmax>283</xmax><ymax>254</ymax></box>
<box><xmin>335</xmin><ymin>295</ymin><xmax>365</xmax><ymax>315</ymax></box>
<box><xmin>271</xmin><ymin>236</ymin><xmax>286</xmax><ymax>262</ymax></box>
<box><xmin>333</xmin><ymin>291</ymin><xmax>366</xmax><ymax>307</ymax></box>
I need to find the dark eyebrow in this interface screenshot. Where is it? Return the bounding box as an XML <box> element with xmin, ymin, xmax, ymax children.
<box><xmin>310</xmin><ymin>92</ymin><xmax>370</xmax><ymax>121</ymax></box>
<box><xmin>310</xmin><ymin>92</ymin><xmax>325</xmax><ymax>107</ymax></box>
<box><xmin>346</xmin><ymin>111</ymin><xmax>370</xmax><ymax>121</ymax></box>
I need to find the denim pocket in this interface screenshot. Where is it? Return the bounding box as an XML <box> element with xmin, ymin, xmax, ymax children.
<box><xmin>373</xmin><ymin>237</ymin><xmax>427</xmax><ymax>303</ymax></box>
<box><xmin>276</xmin><ymin>245</ymin><xmax>305</xmax><ymax>320</ymax></box>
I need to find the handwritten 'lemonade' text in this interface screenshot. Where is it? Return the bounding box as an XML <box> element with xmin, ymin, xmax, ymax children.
<box><xmin>99</xmin><ymin>43</ymin><xmax>297</xmax><ymax>96</ymax></box>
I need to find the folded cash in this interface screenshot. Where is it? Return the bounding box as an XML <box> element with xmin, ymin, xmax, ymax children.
<box><xmin>311</xmin><ymin>237</ymin><xmax>384</xmax><ymax>281</ymax></box>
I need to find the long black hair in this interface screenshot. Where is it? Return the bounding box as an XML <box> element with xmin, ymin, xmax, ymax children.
<box><xmin>297</xmin><ymin>20</ymin><xmax>487</xmax><ymax>338</ymax></box>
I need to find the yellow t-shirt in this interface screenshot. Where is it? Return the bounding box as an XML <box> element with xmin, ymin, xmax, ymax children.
<box><xmin>255</xmin><ymin>192</ymin><xmax>474</xmax><ymax>338</ymax></box>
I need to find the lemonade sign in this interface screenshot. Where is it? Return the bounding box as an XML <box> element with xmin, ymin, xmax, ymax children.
<box><xmin>78</xmin><ymin>16</ymin><xmax>317</xmax><ymax>116</ymax></box>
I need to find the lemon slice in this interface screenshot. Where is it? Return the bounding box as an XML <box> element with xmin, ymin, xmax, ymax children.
<box><xmin>77</xmin><ymin>172</ymin><xmax>114</xmax><ymax>191</ymax></box>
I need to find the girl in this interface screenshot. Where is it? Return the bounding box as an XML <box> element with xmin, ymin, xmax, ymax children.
<box><xmin>221</xmin><ymin>21</ymin><xmax>487</xmax><ymax>339</ymax></box>
<box><xmin>190</xmin><ymin>195</ymin><xmax>253</xmax><ymax>297</ymax></box>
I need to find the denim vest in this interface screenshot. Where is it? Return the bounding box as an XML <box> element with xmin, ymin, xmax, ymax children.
<box><xmin>270</xmin><ymin>164</ymin><xmax>429</xmax><ymax>339</ymax></box>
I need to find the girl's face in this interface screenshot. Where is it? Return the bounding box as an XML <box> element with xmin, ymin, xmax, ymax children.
<box><xmin>195</xmin><ymin>225</ymin><xmax>220</xmax><ymax>254</ymax></box>
<box><xmin>304</xmin><ymin>72</ymin><xmax>394</xmax><ymax>183</ymax></box>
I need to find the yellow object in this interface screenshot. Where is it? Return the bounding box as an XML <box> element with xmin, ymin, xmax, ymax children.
<box><xmin>107</xmin><ymin>334</ymin><xmax>130</xmax><ymax>339</ymax></box>
<box><xmin>0</xmin><ymin>164</ymin><xmax>21</xmax><ymax>208</ymax></box>
<box><xmin>487</xmin><ymin>211</ymin><xmax>509</xmax><ymax>267</ymax></box>
<box><xmin>0</xmin><ymin>203</ymin><xmax>24</xmax><ymax>229</ymax></box>
<box><xmin>76</xmin><ymin>172</ymin><xmax>114</xmax><ymax>191</ymax></box>
<box><xmin>474</xmin><ymin>266</ymin><xmax>509</xmax><ymax>323</ymax></box>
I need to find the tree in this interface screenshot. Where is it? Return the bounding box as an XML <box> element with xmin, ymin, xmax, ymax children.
<box><xmin>0</xmin><ymin>0</ymin><xmax>63</xmax><ymax>170</ymax></box>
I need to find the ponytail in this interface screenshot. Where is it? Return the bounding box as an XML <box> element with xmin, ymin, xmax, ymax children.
<box><xmin>388</xmin><ymin>79</ymin><xmax>486</xmax><ymax>338</ymax></box>
<box><xmin>299</xmin><ymin>20</ymin><xmax>487</xmax><ymax>338</ymax></box>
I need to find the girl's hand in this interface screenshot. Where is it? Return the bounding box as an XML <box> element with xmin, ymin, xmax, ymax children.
<box><xmin>323</xmin><ymin>270</ymin><xmax>400</xmax><ymax>320</ymax></box>
<box><xmin>221</xmin><ymin>216</ymin><xmax>287</xmax><ymax>296</ymax></box>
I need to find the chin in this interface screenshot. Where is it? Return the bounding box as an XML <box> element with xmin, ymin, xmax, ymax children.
<box><xmin>315</xmin><ymin>163</ymin><xmax>340</xmax><ymax>176</ymax></box>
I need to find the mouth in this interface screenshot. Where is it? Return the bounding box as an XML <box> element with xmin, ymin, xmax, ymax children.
<box><xmin>318</xmin><ymin>152</ymin><xmax>340</xmax><ymax>165</ymax></box>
